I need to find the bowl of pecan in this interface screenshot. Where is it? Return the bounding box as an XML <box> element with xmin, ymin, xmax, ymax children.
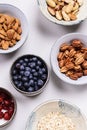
<box><xmin>0</xmin><ymin>4</ymin><xmax>28</xmax><ymax>54</ymax></box>
<box><xmin>51</xmin><ymin>33</ymin><xmax>87</xmax><ymax>85</ymax></box>
<box><xmin>37</xmin><ymin>0</ymin><xmax>87</xmax><ymax>26</ymax></box>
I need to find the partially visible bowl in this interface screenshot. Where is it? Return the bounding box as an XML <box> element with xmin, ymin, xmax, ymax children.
<box><xmin>10</xmin><ymin>54</ymin><xmax>49</xmax><ymax>96</ymax></box>
<box><xmin>0</xmin><ymin>87</ymin><xmax>17</xmax><ymax>128</ymax></box>
<box><xmin>51</xmin><ymin>33</ymin><xmax>87</xmax><ymax>85</ymax></box>
<box><xmin>26</xmin><ymin>99</ymin><xmax>87</xmax><ymax>130</ymax></box>
<box><xmin>0</xmin><ymin>4</ymin><xmax>29</xmax><ymax>54</ymax></box>
<box><xmin>37</xmin><ymin>0</ymin><xmax>87</xmax><ymax>26</ymax></box>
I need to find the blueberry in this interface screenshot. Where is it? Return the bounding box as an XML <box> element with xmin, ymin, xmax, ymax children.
<box><xmin>36</xmin><ymin>66</ymin><xmax>40</xmax><ymax>71</ymax></box>
<box><xmin>18</xmin><ymin>75</ymin><xmax>22</xmax><ymax>80</ymax></box>
<box><xmin>20</xmin><ymin>65</ymin><xmax>25</xmax><ymax>70</ymax></box>
<box><xmin>37</xmin><ymin>79</ymin><xmax>44</xmax><ymax>87</ymax></box>
<box><xmin>31</xmin><ymin>69</ymin><xmax>36</xmax><ymax>73</ymax></box>
<box><xmin>33</xmin><ymin>72</ymin><xmax>38</xmax><ymax>77</ymax></box>
<box><xmin>22</xmin><ymin>76</ymin><xmax>28</xmax><ymax>82</ymax></box>
<box><xmin>12</xmin><ymin>70</ymin><xmax>17</xmax><ymax>75</ymax></box>
<box><xmin>30</xmin><ymin>62</ymin><xmax>36</xmax><ymax>68</ymax></box>
<box><xmin>37</xmin><ymin>61</ymin><xmax>42</xmax><ymax>66</ymax></box>
<box><xmin>32</xmin><ymin>57</ymin><xmax>37</xmax><ymax>62</ymax></box>
<box><xmin>29</xmin><ymin>74</ymin><xmax>33</xmax><ymax>79</ymax></box>
<box><xmin>42</xmin><ymin>68</ymin><xmax>46</xmax><ymax>73</ymax></box>
<box><xmin>24</xmin><ymin>58</ymin><xmax>28</xmax><ymax>62</ymax></box>
<box><xmin>19</xmin><ymin>59</ymin><xmax>24</xmax><ymax>64</ymax></box>
<box><xmin>24</xmin><ymin>82</ymin><xmax>29</xmax><ymax>89</ymax></box>
<box><xmin>27</xmin><ymin>86</ymin><xmax>34</xmax><ymax>92</ymax></box>
<box><xmin>24</xmin><ymin>71</ymin><xmax>30</xmax><ymax>77</ymax></box>
<box><xmin>15</xmin><ymin>63</ymin><xmax>20</xmax><ymax>69</ymax></box>
<box><xmin>33</xmin><ymin>77</ymin><xmax>37</xmax><ymax>81</ymax></box>
<box><xmin>20</xmin><ymin>71</ymin><xmax>24</xmax><ymax>76</ymax></box>
<box><xmin>41</xmin><ymin>74</ymin><xmax>47</xmax><ymax>80</ymax></box>
<box><xmin>16</xmin><ymin>81</ymin><xmax>22</xmax><ymax>88</ymax></box>
<box><xmin>25</xmin><ymin>67</ymin><xmax>31</xmax><ymax>71</ymax></box>
<box><xmin>13</xmin><ymin>75</ymin><xmax>18</xmax><ymax>80</ymax></box>
<box><xmin>29</xmin><ymin>79</ymin><xmax>35</xmax><ymax>87</ymax></box>
<box><xmin>38</xmin><ymin>69</ymin><xmax>43</xmax><ymax>76</ymax></box>
<box><xmin>29</xmin><ymin>58</ymin><xmax>33</xmax><ymax>62</ymax></box>
<box><xmin>34</xmin><ymin>86</ymin><xmax>39</xmax><ymax>91</ymax></box>
<box><xmin>14</xmin><ymin>81</ymin><xmax>19</xmax><ymax>86</ymax></box>
<box><xmin>22</xmin><ymin>62</ymin><xmax>27</xmax><ymax>67</ymax></box>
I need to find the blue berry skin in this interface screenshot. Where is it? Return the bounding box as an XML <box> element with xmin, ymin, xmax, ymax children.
<box><xmin>37</xmin><ymin>61</ymin><xmax>42</xmax><ymax>66</ymax></box>
<box><xmin>32</xmin><ymin>57</ymin><xmax>37</xmax><ymax>62</ymax></box>
<box><xmin>15</xmin><ymin>63</ymin><xmax>20</xmax><ymax>69</ymax></box>
<box><xmin>14</xmin><ymin>81</ymin><xmax>19</xmax><ymax>86</ymax></box>
<box><xmin>38</xmin><ymin>69</ymin><xmax>43</xmax><ymax>76</ymax></box>
<box><xmin>36</xmin><ymin>66</ymin><xmax>40</xmax><ymax>71</ymax></box>
<box><xmin>22</xmin><ymin>76</ymin><xmax>28</xmax><ymax>82</ymax></box>
<box><xmin>29</xmin><ymin>58</ymin><xmax>33</xmax><ymax>62</ymax></box>
<box><xmin>34</xmin><ymin>86</ymin><xmax>39</xmax><ymax>91</ymax></box>
<box><xmin>20</xmin><ymin>71</ymin><xmax>24</xmax><ymax>76</ymax></box>
<box><xmin>29</xmin><ymin>79</ymin><xmax>35</xmax><ymax>87</ymax></box>
<box><xmin>13</xmin><ymin>75</ymin><xmax>18</xmax><ymax>80</ymax></box>
<box><xmin>41</xmin><ymin>74</ymin><xmax>47</xmax><ymax>80</ymax></box>
<box><xmin>19</xmin><ymin>59</ymin><xmax>24</xmax><ymax>64</ymax></box>
<box><xmin>24</xmin><ymin>71</ymin><xmax>30</xmax><ymax>77</ymax></box>
<box><xmin>12</xmin><ymin>70</ymin><xmax>17</xmax><ymax>75</ymax></box>
<box><xmin>27</xmin><ymin>86</ymin><xmax>34</xmax><ymax>92</ymax></box>
<box><xmin>33</xmin><ymin>77</ymin><xmax>37</xmax><ymax>81</ymax></box>
<box><xmin>18</xmin><ymin>75</ymin><xmax>22</xmax><ymax>80</ymax></box>
<box><xmin>24</xmin><ymin>58</ymin><xmax>28</xmax><ymax>62</ymax></box>
<box><xmin>31</xmin><ymin>69</ymin><xmax>36</xmax><ymax>73</ymax></box>
<box><xmin>24</xmin><ymin>82</ymin><xmax>29</xmax><ymax>89</ymax></box>
<box><xmin>37</xmin><ymin>79</ymin><xmax>44</xmax><ymax>87</ymax></box>
<box><xmin>33</xmin><ymin>72</ymin><xmax>38</xmax><ymax>77</ymax></box>
<box><xmin>42</xmin><ymin>68</ymin><xmax>46</xmax><ymax>73</ymax></box>
<box><xmin>22</xmin><ymin>63</ymin><xmax>27</xmax><ymax>67</ymax></box>
<box><xmin>20</xmin><ymin>65</ymin><xmax>25</xmax><ymax>70</ymax></box>
<box><xmin>25</xmin><ymin>67</ymin><xmax>31</xmax><ymax>71</ymax></box>
<box><xmin>16</xmin><ymin>81</ymin><xmax>22</xmax><ymax>88</ymax></box>
<box><xmin>29</xmin><ymin>74</ymin><xmax>33</xmax><ymax>79</ymax></box>
<box><xmin>30</xmin><ymin>62</ymin><xmax>36</xmax><ymax>68</ymax></box>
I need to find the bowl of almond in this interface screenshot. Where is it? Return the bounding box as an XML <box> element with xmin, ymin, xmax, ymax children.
<box><xmin>37</xmin><ymin>0</ymin><xmax>87</xmax><ymax>25</ymax></box>
<box><xmin>51</xmin><ymin>33</ymin><xmax>87</xmax><ymax>85</ymax></box>
<box><xmin>0</xmin><ymin>4</ymin><xmax>28</xmax><ymax>54</ymax></box>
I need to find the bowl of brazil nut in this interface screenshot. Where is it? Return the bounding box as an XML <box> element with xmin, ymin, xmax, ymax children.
<box><xmin>51</xmin><ymin>33</ymin><xmax>87</xmax><ymax>85</ymax></box>
<box><xmin>37</xmin><ymin>0</ymin><xmax>87</xmax><ymax>26</ymax></box>
<box><xmin>0</xmin><ymin>4</ymin><xmax>28</xmax><ymax>54</ymax></box>
<box><xmin>26</xmin><ymin>99</ymin><xmax>87</xmax><ymax>130</ymax></box>
<box><xmin>10</xmin><ymin>54</ymin><xmax>49</xmax><ymax>96</ymax></box>
<box><xmin>0</xmin><ymin>87</ymin><xmax>17</xmax><ymax>128</ymax></box>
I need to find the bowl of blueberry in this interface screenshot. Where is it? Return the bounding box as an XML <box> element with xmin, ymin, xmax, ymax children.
<box><xmin>10</xmin><ymin>55</ymin><xmax>49</xmax><ymax>96</ymax></box>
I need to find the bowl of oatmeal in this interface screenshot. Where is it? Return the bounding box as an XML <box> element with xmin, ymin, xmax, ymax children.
<box><xmin>26</xmin><ymin>100</ymin><xmax>87</xmax><ymax>130</ymax></box>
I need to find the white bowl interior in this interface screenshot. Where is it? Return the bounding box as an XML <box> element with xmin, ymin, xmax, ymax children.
<box><xmin>51</xmin><ymin>33</ymin><xmax>87</xmax><ymax>85</ymax></box>
<box><xmin>37</xmin><ymin>0</ymin><xmax>87</xmax><ymax>25</ymax></box>
<box><xmin>26</xmin><ymin>100</ymin><xmax>87</xmax><ymax>130</ymax></box>
<box><xmin>0</xmin><ymin>4</ymin><xmax>29</xmax><ymax>53</ymax></box>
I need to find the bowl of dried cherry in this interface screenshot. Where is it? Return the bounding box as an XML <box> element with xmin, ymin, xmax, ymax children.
<box><xmin>10</xmin><ymin>54</ymin><xmax>49</xmax><ymax>96</ymax></box>
<box><xmin>0</xmin><ymin>87</ymin><xmax>17</xmax><ymax>128</ymax></box>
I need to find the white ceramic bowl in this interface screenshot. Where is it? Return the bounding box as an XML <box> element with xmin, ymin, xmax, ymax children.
<box><xmin>51</xmin><ymin>33</ymin><xmax>87</xmax><ymax>85</ymax></box>
<box><xmin>0</xmin><ymin>4</ymin><xmax>29</xmax><ymax>54</ymax></box>
<box><xmin>26</xmin><ymin>99</ymin><xmax>87</xmax><ymax>130</ymax></box>
<box><xmin>37</xmin><ymin>0</ymin><xmax>87</xmax><ymax>26</ymax></box>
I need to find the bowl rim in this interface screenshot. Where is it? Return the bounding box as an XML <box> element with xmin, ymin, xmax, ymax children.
<box><xmin>50</xmin><ymin>32</ymin><xmax>87</xmax><ymax>85</ymax></box>
<box><xmin>25</xmin><ymin>99</ymin><xmax>87</xmax><ymax>130</ymax></box>
<box><xmin>37</xmin><ymin>0</ymin><xmax>87</xmax><ymax>26</ymax></box>
<box><xmin>0</xmin><ymin>87</ymin><xmax>17</xmax><ymax>128</ymax></box>
<box><xmin>10</xmin><ymin>54</ymin><xmax>49</xmax><ymax>96</ymax></box>
<box><xmin>0</xmin><ymin>3</ymin><xmax>29</xmax><ymax>54</ymax></box>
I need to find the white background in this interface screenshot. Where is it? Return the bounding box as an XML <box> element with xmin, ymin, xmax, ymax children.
<box><xmin>0</xmin><ymin>0</ymin><xmax>87</xmax><ymax>130</ymax></box>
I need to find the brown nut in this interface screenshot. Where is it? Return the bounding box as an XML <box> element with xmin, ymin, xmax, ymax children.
<box><xmin>71</xmin><ymin>39</ymin><xmax>83</xmax><ymax>48</ymax></box>
<box><xmin>2</xmin><ymin>41</ymin><xmax>9</xmax><ymax>50</ymax></box>
<box><xmin>57</xmin><ymin>52</ymin><xmax>64</xmax><ymax>60</ymax></box>
<box><xmin>65</xmin><ymin>62</ymin><xmax>74</xmax><ymax>70</ymax></box>
<box><xmin>60</xmin><ymin>66</ymin><xmax>68</xmax><ymax>73</ymax></box>
<box><xmin>7</xmin><ymin>29</ymin><xmax>15</xmax><ymax>39</ymax></box>
<box><xmin>47</xmin><ymin>6</ymin><xmax>56</xmax><ymax>16</ymax></box>
<box><xmin>69</xmin><ymin>73</ymin><xmax>78</xmax><ymax>80</ymax></box>
<box><xmin>83</xmin><ymin>70</ymin><xmax>87</xmax><ymax>76</ymax></box>
<box><xmin>60</xmin><ymin>43</ymin><xmax>69</xmax><ymax>51</ymax></box>
<box><xmin>59</xmin><ymin>59</ymin><xmax>65</xmax><ymax>68</ymax></box>
<box><xmin>82</xmin><ymin>61</ymin><xmax>87</xmax><ymax>69</ymax></box>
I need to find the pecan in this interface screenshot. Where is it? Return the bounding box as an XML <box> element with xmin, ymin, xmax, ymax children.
<box><xmin>60</xmin><ymin>43</ymin><xmax>69</xmax><ymax>51</ymax></box>
<box><xmin>83</xmin><ymin>70</ymin><xmax>87</xmax><ymax>76</ymax></box>
<box><xmin>57</xmin><ymin>52</ymin><xmax>64</xmax><ymax>60</ymax></box>
<box><xmin>69</xmin><ymin>48</ymin><xmax>76</xmax><ymax>57</ymax></box>
<box><xmin>75</xmin><ymin>56</ymin><xmax>84</xmax><ymax>65</ymax></box>
<box><xmin>64</xmin><ymin>50</ymin><xmax>69</xmax><ymax>57</ymax></box>
<box><xmin>65</xmin><ymin>62</ymin><xmax>74</xmax><ymax>70</ymax></box>
<box><xmin>74</xmin><ymin>65</ymin><xmax>82</xmax><ymax>71</ymax></box>
<box><xmin>69</xmin><ymin>73</ymin><xmax>78</xmax><ymax>80</ymax></box>
<box><xmin>59</xmin><ymin>60</ymin><xmax>65</xmax><ymax>68</ymax></box>
<box><xmin>82</xmin><ymin>61</ymin><xmax>87</xmax><ymax>69</ymax></box>
<box><xmin>75</xmin><ymin>71</ymin><xmax>83</xmax><ymax>77</ymax></box>
<box><xmin>60</xmin><ymin>66</ymin><xmax>68</xmax><ymax>73</ymax></box>
<box><xmin>71</xmin><ymin>39</ymin><xmax>83</xmax><ymax>49</ymax></box>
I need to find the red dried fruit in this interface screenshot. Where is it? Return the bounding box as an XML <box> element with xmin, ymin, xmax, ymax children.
<box><xmin>0</xmin><ymin>97</ymin><xmax>3</xmax><ymax>103</ymax></box>
<box><xmin>0</xmin><ymin>111</ymin><xmax>4</xmax><ymax>119</ymax></box>
<box><xmin>4</xmin><ymin>112</ymin><xmax>11</xmax><ymax>120</ymax></box>
<box><xmin>4</xmin><ymin>100</ymin><xmax>10</xmax><ymax>106</ymax></box>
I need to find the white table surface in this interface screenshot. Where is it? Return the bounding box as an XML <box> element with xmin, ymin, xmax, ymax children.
<box><xmin>0</xmin><ymin>0</ymin><xmax>87</xmax><ymax>130</ymax></box>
